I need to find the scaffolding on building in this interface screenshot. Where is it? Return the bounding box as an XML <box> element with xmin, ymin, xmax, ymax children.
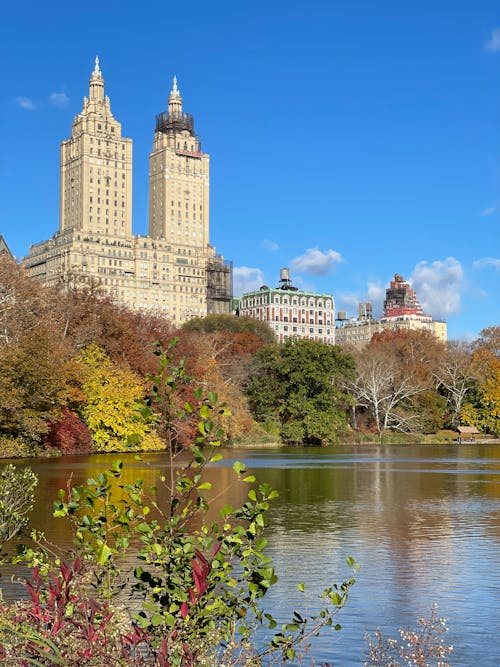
<box><xmin>155</xmin><ymin>111</ymin><xmax>196</xmax><ymax>137</ymax></box>
<box><xmin>207</xmin><ymin>256</ymin><xmax>232</xmax><ymax>314</ymax></box>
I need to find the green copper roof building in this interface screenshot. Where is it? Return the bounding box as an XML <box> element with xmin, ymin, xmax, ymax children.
<box><xmin>237</xmin><ymin>268</ymin><xmax>335</xmax><ymax>344</ymax></box>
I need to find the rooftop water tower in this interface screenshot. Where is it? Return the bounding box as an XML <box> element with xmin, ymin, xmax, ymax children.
<box><xmin>277</xmin><ymin>267</ymin><xmax>298</xmax><ymax>291</ymax></box>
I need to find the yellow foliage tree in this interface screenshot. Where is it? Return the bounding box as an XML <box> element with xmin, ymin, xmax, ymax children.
<box><xmin>77</xmin><ymin>343</ymin><xmax>164</xmax><ymax>452</ymax></box>
<box><xmin>461</xmin><ymin>349</ymin><xmax>500</xmax><ymax>436</ymax></box>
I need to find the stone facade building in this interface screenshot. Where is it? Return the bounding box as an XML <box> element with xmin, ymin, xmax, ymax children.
<box><xmin>335</xmin><ymin>274</ymin><xmax>447</xmax><ymax>349</ymax></box>
<box><xmin>237</xmin><ymin>268</ymin><xmax>335</xmax><ymax>344</ymax></box>
<box><xmin>23</xmin><ymin>59</ymin><xmax>231</xmax><ymax>324</ymax></box>
<box><xmin>0</xmin><ymin>235</ymin><xmax>13</xmax><ymax>258</ymax></box>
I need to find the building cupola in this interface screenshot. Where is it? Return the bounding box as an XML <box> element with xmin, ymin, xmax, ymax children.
<box><xmin>89</xmin><ymin>56</ymin><xmax>104</xmax><ymax>101</ymax></box>
<box><xmin>168</xmin><ymin>75</ymin><xmax>183</xmax><ymax>118</ymax></box>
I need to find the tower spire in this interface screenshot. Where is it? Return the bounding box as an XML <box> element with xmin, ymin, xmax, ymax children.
<box><xmin>168</xmin><ymin>75</ymin><xmax>182</xmax><ymax>117</ymax></box>
<box><xmin>89</xmin><ymin>55</ymin><xmax>104</xmax><ymax>101</ymax></box>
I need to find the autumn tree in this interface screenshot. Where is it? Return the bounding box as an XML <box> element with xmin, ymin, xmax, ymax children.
<box><xmin>247</xmin><ymin>339</ymin><xmax>355</xmax><ymax>445</ymax></box>
<box><xmin>77</xmin><ymin>343</ymin><xmax>163</xmax><ymax>452</ymax></box>
<box><xmin>178</xmin><ymin>316</ymin><xmax>276</xmax><ymax>442</ymax></box>
<box><xmin>364</xmin><ymin>330</ymin><xmax>447</xmax><ymax>433</ymax></box>
<box><xmin>0</xmin><ymin>330</ymin><xmax>72</xmax><ymax>452</ymax></box>
<box><xmin>56</xmin><ymin>289</ymin><xmax>177</xmax><ymax>375</ymax></box>
<box><xmin>460</xmin><ymin>327</ymin><xmax>500</xmax><ymax>435</ymax></box>
<box><xmin>0</xmin><ymin>258</ymin><xmax>55</xmax><ymax>346</ymax></box>
<box><xmin>171</xmin><ymin>332</ymin><xmax>256</xmax><ymax>441</ymax></box>
<box><xmin>471</xmin><ymin>325</ymin><xmax>500</xmax><ymax>358</ymax></box>
<box><xmin>183</xmin><ymin>313</ymin><xmax>275</xmax><ymax>345</ymax></box>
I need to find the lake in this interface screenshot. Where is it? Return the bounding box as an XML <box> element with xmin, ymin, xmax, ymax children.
<box><xmin>3</xmin><ymin>443</ymin><xmax>500</xmax><ymax>665</ymax></box>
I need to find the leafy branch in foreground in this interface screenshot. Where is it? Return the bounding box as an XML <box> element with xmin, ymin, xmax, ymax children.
<box><xmin>0</xmin><ymin>464</ymin><xmax>37</xmax><ymax>558</ymax></box>
<box><xmin>1</xmin><ymin>341</ymin><xmax>358</xmax><ymax>666</ymax></box>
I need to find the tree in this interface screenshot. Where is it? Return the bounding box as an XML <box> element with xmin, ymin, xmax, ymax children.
<box><xmin>460</xmin><ymin>329</ymin><xmax>500</xmax><ymax>435</ymax></box>
<box><xmin>0</xmin><ymin>258</ymin><xmax>52</xmax><ymax>347</ymax></box>
<box><xmin>45</xmin><ymin>408</ymin><xmax>93</xmax><ymax>455</ymax></box>
<box><xmin>77</xmin><ymin>343</ymin><xmax>163</xmax><ymax>452</ymax></box>
<box><xmin>182</xmin><ymin>313</ymin><xmax>276</xmax><ymax>345</ymax></box>
<box><xmin>247</xmin><ymin>339</ymin><xmax>355</xmax><ymax>445</ymax></box>
<box><xmin>0</xmin><ymin>330</ymin><xmax>72</xmax><ymax>450</ymax></box>
<box><xmin>472</xmin><ymin>325</ymin><xmax>500</xmax><ymax>358</ymax></box>
<box><xmin>361</xmin><ymin>330</ymin><xmax>447</xmax><ymax>434</ymax></box>
<box><xmin>346</xmin><ymin>347</ymin><xmax>425</xmax><ymax>438</ymax></box>
<box><xmin>433</xmin><ymin>342</ymin><xmax>476</xmax><ymax>428</ymax></box>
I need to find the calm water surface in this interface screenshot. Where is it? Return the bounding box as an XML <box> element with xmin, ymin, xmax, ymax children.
<box><xmin>4</xmin><ymin>444</ymin><xmax>500</xmax><ymax>666</ymax></box>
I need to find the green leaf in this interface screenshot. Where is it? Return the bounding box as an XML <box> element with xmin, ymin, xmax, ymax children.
<box><xmin>265</xmin><ymin>613</ymin><xmax>277</xmax><ymax>629</ymax></box>
<box><xmin>151</xmin><ymin>613</ymin><xmax>164</xmax><ymax>627</ymax></box>
<box><xmin>207</xmin><ymin>391</ymin><xmax>218</xmax><ymax>406</ymax></box>
<box><xmin>97</xmin><ymin>542</ymin><xmax>113</xmax><ymax>565</ymax></box>
<box><xmin>329</xmin><ymin>592</ymin><xmax>342</xmax><ymax>606</ymax></box>
<box><xmin>164</xmin><ymin>612</ymin><xmax>176</xmax><ymax>628</ymax></box>
<box><xmin>233</xmin><ymin>461</ymin><xmax>246</xmax><ymax>475</ymax></box>
<box><xmin>197</xmin><ymin>482</ymin><xmax>212</xmax><ymax>490</ymax></box>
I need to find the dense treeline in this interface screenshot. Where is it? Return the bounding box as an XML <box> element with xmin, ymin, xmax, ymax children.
<box><xmin>0</xmin><ymin>256</ymin><xmax>498</xmax><ymax>456</ymax></box>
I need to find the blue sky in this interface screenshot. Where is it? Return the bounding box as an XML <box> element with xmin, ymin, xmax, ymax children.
<box><xmin>1</xmin><ymin>0</ymin><xmax>498</xmax><ymax>340</ymax></box>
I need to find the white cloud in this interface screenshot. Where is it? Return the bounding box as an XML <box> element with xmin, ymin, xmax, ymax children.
<box><xmin>233</xmin><ymin>266</ymin><xmax>265</xmax><ymax>296</ymax></box>
<box><xmin>338</xmin><ymin>281</ymin><xmax>386</xmax><ymax>318</ymax></box>
<box><xmin>261</xmin><ymin>239</ymin><xmax>279</xmax><ymax>252</ymax></box>
<box><xmin>290</xmin><ymin>247</ymin><xmax>342</xmax><ymax>275</ymax></box>
<box><xmin>15</xmin><ymin>96</ymin><xmax>35</xmax><ymax>110</ymax></box>
<box><xmin>481</xmin><ymin>205</ymin><xmax>497</xmax><ymax>216</ymax></box>
<box><xmin>338</xmin><ymin>292</ymin><xmax>361</xmax><ymax>313</ymax></box>
<box><xmin>409</xmin><ymin>257</ymin><xmax>464</xmax><ymax>319</ymax></box>
<box><xmin>473</xmin><ymin>257</ymin><xmax>500</xmax><ymax>270</ymax></box>
<box><xmin>49</xmin><ymin>92</ymin><xmax>69</xmax><ymax>108</ymax></box>
<box><xmin>484</xmin><ymin>28</ymin><xmax>500</xmax><ymax>52</ymax></box>
<box><xmin>366</xmin><ymin>281</ymin><xmax>386</xmax><ymax>306</ymax></box>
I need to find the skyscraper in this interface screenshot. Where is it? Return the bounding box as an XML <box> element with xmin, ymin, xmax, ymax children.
<box><xmin>59</xmin><ymin>57</ymin><xmax>133</xmax><ymax>238</ymax></box>
<box><xmin>24</xmin><ymin>59</ymin><xmax>231</xmax><ymax>324</ymax></box>
<box><xmin>383</xmin><ymin>273</ymin><xmax>423</xmax><ymax>317</ymax></box>
<box><xmin>148</xmin><ymin>76</ymin><xmax>208</xmax><ymax>248</ymax></box>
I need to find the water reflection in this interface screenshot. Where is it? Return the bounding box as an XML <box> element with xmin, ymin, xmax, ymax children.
<box><xmin>3</xmin><ymin>444</ymin><xmax>500</xmax><ymax>666</ymax></box>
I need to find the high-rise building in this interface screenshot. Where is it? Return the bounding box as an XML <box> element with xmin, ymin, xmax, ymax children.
<box><xmin>335</xmin><ymin>273</ymin><xmax>447</xmax><ymax>348</ymax></box>
<box><xmin>237</xmin><ymin>268</ymin><xmax>335</xmax><ymax>344</ymax></box>
<box><xmin>148</xmin><ymin>76</ymin><xmax>208</xmax><ymax>248</ymax></box>
<box><xmin>23</xmin><ymin>59</ymin><xmax>231</xmax><ymax>324</ymax></box>
<box><xmin>59</xmin><ymin>57</ymin><xmax>133</xmax><ymax>238</ymax></box>
<box><xmin>383</xmin><ymin>273</ymin><xmax>422</xmax><ymax>317</ymax></box>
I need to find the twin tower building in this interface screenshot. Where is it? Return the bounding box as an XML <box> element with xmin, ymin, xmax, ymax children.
<box><xmin>24</xmin><ymin>58</ymin><xmax>232</xmax><ymax>324</ymax></box>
